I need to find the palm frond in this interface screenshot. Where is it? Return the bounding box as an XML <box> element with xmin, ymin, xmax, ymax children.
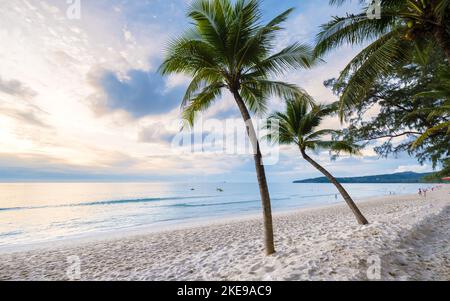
<box><xmin>246</xmin><ymin>43</ymin><xmax>316</xmax><ymax>77</ymax></box>
<box><xmin>337</xmin><ymin>35</ymin><xmax>411</xmax><ymax>120</ymax></box>
<box><xmin>412</xmin><ymin>121</ymin><xmax>450</xmax><ymax>149</ymax></box>
<box><xmin>182</xmin><ymin>69</ymin><xmax>224</xmax><ymax>107</ymax></box>
<box><xmin>433</xmin><ymin>0</ymin><xmax>450</xmax><ymax>22</ymax></box>
<box><xmin>315</xmin><ymin>12</ymin><xmax>394</xmax><ymax>57</ymax></box>
<box><xmin>242</xmin><ymin>80</ymin><xmax>315</xmax><ymax>113</ymax></box>
<box><xmin>328</xmin><ymin>0</ymin><xmax>366</xmax><ymax>6</ymax></box>
<box><xmin>304</xmin><ymin>129</ymin><xmax>340</xmax><ymax>141</ymax></box>
<box><xmin>317</xmin><ymin>0</ymin><xmax>449</xmax><ymax>121</ymax></box>
<box><xmin>187</xmin><ymin>0</ymin><xmax>230</xmax><ymax>62</ymax></box>
<box><xmin>329</xmin><ymin>140</ymin><xmax>363</xmax><ymax>155</ymax></box>
<box><xmin>264</xmin><ymin>112</ymin><xmax>297</xmax><ymax>145</ymax></box>
<box><xmin>182</xmin><ymin>83</ymin><xmax>223</xmax><ymax>127</ymax></box>
<box><xmin>159</xmin><ymin>31</ymin><xmax>220</xmax><ymax>76</ymax></box>
<box><xmin>235</xmin><ymin>7</ymin><xmax>295</xmax><ymax>71</ymax></box>
<box><xmin>226</xmin><ymin>0</ymin><xmax>262</xmax><ymax>68</ymax></box>
<box><xmin>306</xmin><ymin>140</ymin><xmax>362</xmax><ymax>156</ymax></box>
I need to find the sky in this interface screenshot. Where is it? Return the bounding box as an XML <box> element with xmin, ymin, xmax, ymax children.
<box><xmin>0</xmin><ymin>0</ymin><xmax>434</xmax><ymax>183</ymax></box>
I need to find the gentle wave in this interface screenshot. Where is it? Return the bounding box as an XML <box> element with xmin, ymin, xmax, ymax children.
<box><xmin>172</xmin><ymin>197</ymin><xmax>293</xmax><ymax>208</ymax></box>
<box><xmin>0</xmin><ymin>193</ymin><xmax>339</xmax><ymax>213</ymax></box>
<box><xmin>173</xmin><ymin>200</ymin><xmax>258</xmax><ymax>208</ymax></box>
<box><xmin>0</xmin><ymin>195</ymin><xmax>215</xmax><ymax>212</ymax></box>
<box><xmin>290</xmin><ymin>193</ymin><xmax>339</xmax><ymax>198</ymax></box>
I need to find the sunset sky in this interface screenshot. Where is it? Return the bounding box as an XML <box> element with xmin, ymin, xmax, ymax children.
<box><xmin>0</xmin><ymin>0</ymin><xmax>433</xmax><ymax>182</ymax></box>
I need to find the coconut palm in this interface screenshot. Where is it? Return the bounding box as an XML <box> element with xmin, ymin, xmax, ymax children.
<box><xmin>315</xmin><ymin>0</ymin><xmax>450</xmax><ymax>119</ymax></box>
<box><xmin>266</xmin><ymin>97</ymin><xmax>369</xmax><ymax>225</ymax></box>
<box><xmin>160</xmin><ymin>0</ymin><xmax>316</xmax><ymax>255</ymax></box>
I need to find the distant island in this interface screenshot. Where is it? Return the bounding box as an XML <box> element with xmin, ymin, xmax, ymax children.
<box><xmin>293</xmin><ymin>172</ymin><xmax>437</xmax><ymax>184</ymax></box>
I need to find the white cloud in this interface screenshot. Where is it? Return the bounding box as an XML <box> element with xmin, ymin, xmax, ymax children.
<box><xmin>0</xmin><ymin>0</ymin><xmax>250</xmax><ymax>179</ymax></box>
<box><xmin>0</xmin><ymin>0</ymin><xmax>426</xmax><ymax>181</ymax></box>
<box><xmin>165</xmin><ymin>74</ymin><xmax>192</xmax><ymax>90</ymax></box>
<box><xmin>395</xmin><ymin>164</ymin><xmax>431</xmax><ymax>173</ymax></box>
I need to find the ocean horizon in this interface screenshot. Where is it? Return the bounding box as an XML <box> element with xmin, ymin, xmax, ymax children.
<box><xmin>0</xmin><ymin>182</ymin><xmax>433</xmax><ymax>249</ymax></box>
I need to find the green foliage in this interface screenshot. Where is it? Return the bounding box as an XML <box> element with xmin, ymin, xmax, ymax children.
<box><xmin>265</xmin><ymin>96</ymin><xmax>362</xmax><ymax>158</ymax></box>
<box><xmin>423</xmin><ymin>158</ymin><xmax>450</xmax><ymax>181</ymax></box>
<box><xmin>294</xmin><ymin>171</ymin><xmax>437</xmax><ymax>183</ymax></box>
<box><xmin>331</xmin><ymin>48</ymin><xmax>450</xmax><ymax>170</ymax></box>
<box><xmin>411</xmin><ymin>67</ymin><xmax>450</xmax><ymax>149</ymax></box>
<box><xmin>160</xmin><ymin>0</ymin><xmax>317</xmax><ymax>126</ymax></box>
<box><xmin>316</xmin><ymin>0</ymin><xmax>450</xmax><ymax>120</ymax></box>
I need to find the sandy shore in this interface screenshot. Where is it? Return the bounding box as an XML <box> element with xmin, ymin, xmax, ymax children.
<box><xmin>0</xmin><ymin>185</ymin><xmax>449</xmax><ymax>281</ymax></box>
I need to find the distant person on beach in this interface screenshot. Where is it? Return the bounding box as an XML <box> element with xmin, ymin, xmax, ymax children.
<box><xmin>418</xmin><ymin>188</ymin><xmax>422</xmax><ymax>196</ymax></box>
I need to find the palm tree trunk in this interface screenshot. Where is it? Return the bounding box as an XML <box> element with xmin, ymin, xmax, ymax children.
<box><xmin>233</xmin><ymin>90</ymin><xmax>276</xmax><ymax>255</ymax></box>
<box><xmin>434</xmin><ymin>26</ymin><xmax>450</xmax><ymax>62</ymax></box>
<box><xmin>300</xmin><ymin>148</ymin><xmax>369</xmax><ymax>225</ymax></box>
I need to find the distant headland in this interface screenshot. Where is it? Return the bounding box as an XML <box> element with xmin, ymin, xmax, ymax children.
<box><xmin>293</xmin><ymin>172</ymin><xmax>438</xmax><ymax>184</ymax></box>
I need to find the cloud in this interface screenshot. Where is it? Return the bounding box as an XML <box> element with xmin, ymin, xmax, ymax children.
<box><xmin>200</xmin><ymin>93</ymin><xmax>241</xmax><ymax>119</ymax></box>
<box><xmin>97</xmin><ymin>69</ymin><xmax>185</xmax><ymax>118</ymax></box>
<box><xmin>138</xmin><ymin>123</ymin><xmax>176</xmax><ymax>144</ymax></box>
<box><xmin>212</xmin><ymin>107</ymin><xmax>241</xmax><ymax>119</ymax></box>
<box><xmin>395</xmin><ymin>164</ymin><xmax>431</xmax><ymax>173</ymax></box>
<box><xmin>0</xmin><ymin>0</ymin><xmax>433</xmax><ymax>182</ymax></box>
<box><xmin>0</xmin><ymin>152</ymin><xmax>160</xmax><ymax>182</ymax></box>
<box><xmin>165</xmin><ymin>74</ymin><xmax>192</xmax><ymax>90</ymax></box>
<box><xmin>0</xmin><ymin>77</ymin><xmax>37</xmax><ymax>98</ymax></box>
<box><xmin>0</xmin><ymin>106</ymin><xmax>50</xmax><ymax>128</ymax></box>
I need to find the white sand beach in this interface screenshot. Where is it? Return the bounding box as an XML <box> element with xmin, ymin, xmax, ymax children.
<box><xmin>0</xmin><ymin>185</ymin><xmax>449</xmax><ymax>281</ymax></box>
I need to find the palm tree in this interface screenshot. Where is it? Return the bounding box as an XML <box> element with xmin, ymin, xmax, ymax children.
<box><xmin>266</xmin><ymin>97</ymin><xmax>369</xmax><ymax>225</ymax></box>
<box><xmin>315</xmin><ymin>0</ymin><xmax>450</xmax><ymax>119</ymax></box>
<box><xmin>160</xmin><ymin>0</ymin><xmax>316</xmax><ymax>255</ymax></box>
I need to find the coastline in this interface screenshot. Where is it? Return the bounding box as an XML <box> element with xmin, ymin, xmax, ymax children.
<box><xmin>0</xmin><ymin>202</ymin><xmax>347</xmax><ymax>255</ymax></box>
<box><xmin>0</xmin><ymin>188</ymin><xmax>423</xmax><ymax>254</ymax></box>
<box><xmin>0</xmin><ymin>185</ymin><xmax>449</xmax><ymax>280</ymax></box>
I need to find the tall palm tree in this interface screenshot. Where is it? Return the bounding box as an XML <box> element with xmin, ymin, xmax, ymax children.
<box><xmin>315</xmin><ymin>0</ymin><xmax>450</xmax><ymax>119</ymax></box>
<box><xmin>266</xmin><ymin>97</ymin><xmax>369</xmax><ymax>225</ymax></box>
<box><xmin>160</xmin><ymin>0</ymin><xmax>316</xmax><ymax>255</ymax></box>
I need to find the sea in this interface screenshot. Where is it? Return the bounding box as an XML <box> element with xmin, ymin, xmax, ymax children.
<box><xmin>0</xmin><ymin>182</ymin><xmax>433</xmax><ymax>249</ymax></box>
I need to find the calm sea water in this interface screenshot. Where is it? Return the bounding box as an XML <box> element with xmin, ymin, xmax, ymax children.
<box><xmin>0</xmin><ymin>182</ymin><xmax>432</xmax><ymax>248</ymax></box>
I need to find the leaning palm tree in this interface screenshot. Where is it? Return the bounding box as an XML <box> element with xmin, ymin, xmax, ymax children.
<box><xmin>315</xmin><ymin>0</ymin><xmax>450</xmax><ymax>119</ymax></box>
<box><xmin>160</xmin><ymin>0</ymin><xmax>316</xmax><ymax>255</ymax></box>
<box><xmin>266</xmin><ymin>97</ymin><xmax>369</xmax><ymax>225</ymax></box>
